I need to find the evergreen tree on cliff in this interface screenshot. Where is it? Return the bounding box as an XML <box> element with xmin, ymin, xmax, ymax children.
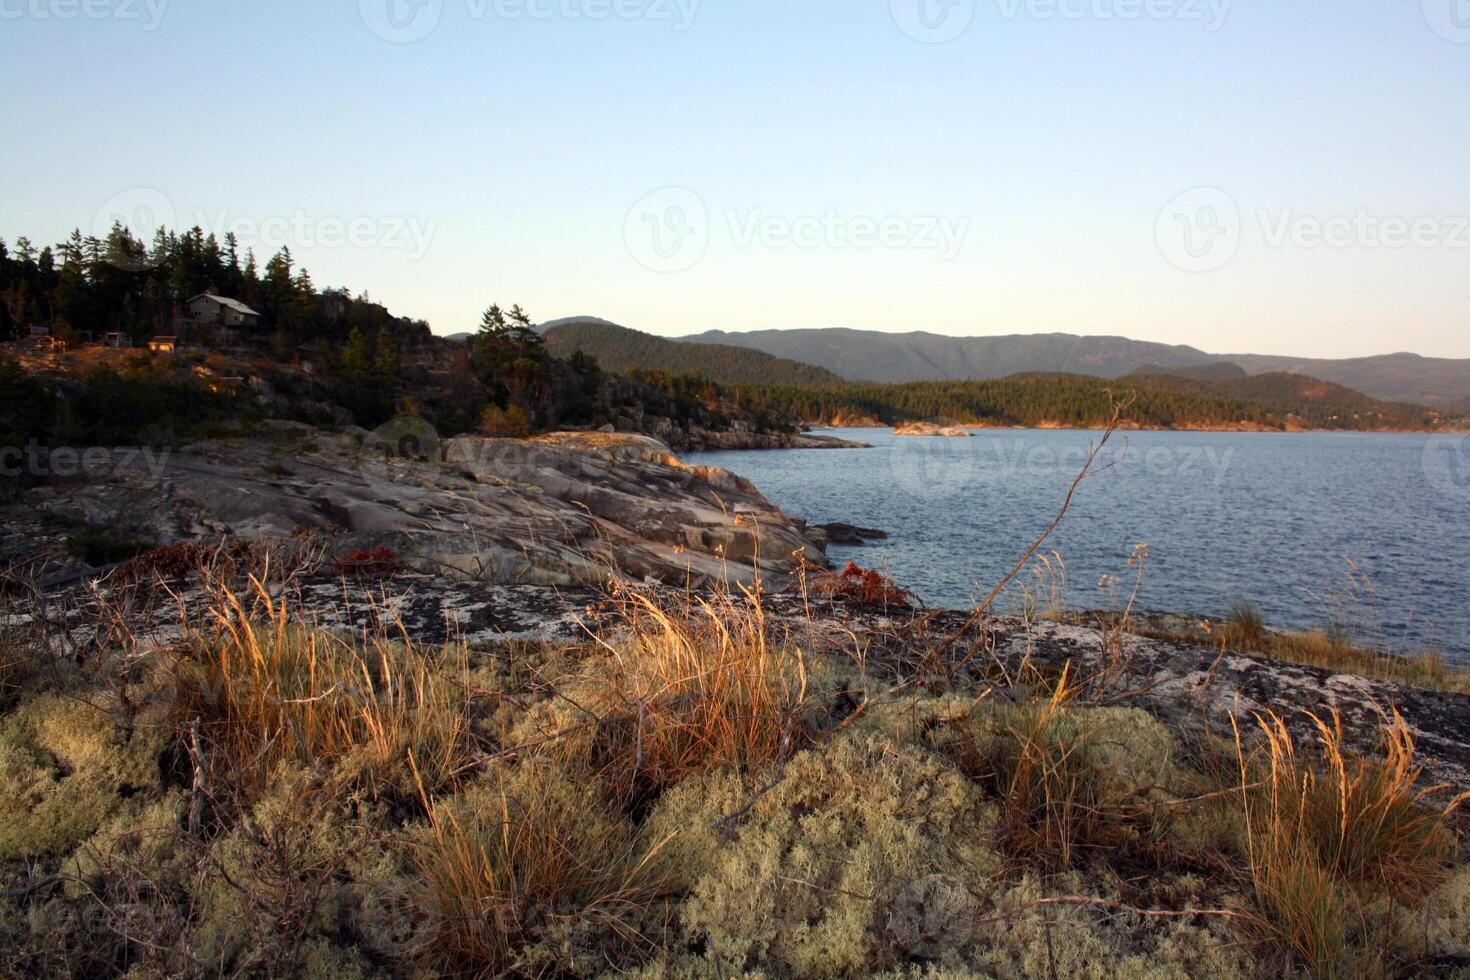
<box><xmin>471</xmin><ymin>303</ymin><xmax>550</xmax><ymax>415</ymax></box>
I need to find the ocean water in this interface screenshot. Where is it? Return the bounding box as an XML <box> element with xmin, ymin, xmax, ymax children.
<box><xmin>687</xmin><ymin>428</ymin><xmax>1470</xmax><ymax>662</ymax></box>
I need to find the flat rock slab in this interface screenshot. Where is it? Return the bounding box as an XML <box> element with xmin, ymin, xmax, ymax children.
<box><xmin>2</xmin><ymin>429</ymin><xmax>826</xmax><ymax>591</ymax></box>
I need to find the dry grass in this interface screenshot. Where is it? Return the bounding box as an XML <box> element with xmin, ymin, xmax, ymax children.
<box><xmin>1137</xmin><ymin>601</ymin><xmax>1470</xmax><ymax>695</ymax></box>
<box><xmin>950</xmin><ymin>668</ymin><xmax>1136</xmax><ymax>870</ymax></box>
<box><xmin>7</xmin><ymin>549</ymin><xmax>1470</xmax><ymax>977</ymax></box>
<box><xmin>411</xmin><ymin>760</ymin><xmax>676</xmax><ymax>977</ymax></box>
<box><xmin>0</xmin><ymin>629</ymin><xmax>23</xmax><ymax>709</ymax></box>
<box><xmin>1235</xmin><ymin>708</ymin><xmax>1468</xmax><ymax>976</ymax></box>
<box><xmin>1265</xmin><ymin>630</ymin><xmax>1470</xmax><ymax>695</ymax></box>
<box><xmin>568</xmin><ymin>587</ymin><xmax>811</xmax><ymax>811</ymax></box>
<box><xmin>1015</xmin><ymin>550</ymin><xmax>1069</xmax><ymax>625</ymax></box>
<box><xmin>175</xmin><ymin>577</ymin><xmax>474</xmax><ymax>799</ymax></box>
<box><xmin>1218</xmin><ymin>600</ymin><xmax>1268</xmax><ymax>652</ymax></box>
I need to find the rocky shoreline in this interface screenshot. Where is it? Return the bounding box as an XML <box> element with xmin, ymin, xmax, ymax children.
<box><xmin>14</xmin><ymin>565</ymin><xmax>1470</xmax><ymax>799</ymax></box>
<box><xmin>0</xmin><ymin>426</ymin><xmax>832</xmax><ymax>592</ymax></box>
<box><xmin>5</xmin><ymin>425</ymin><xmax>1468</xmax><ymax>795</ymax></box>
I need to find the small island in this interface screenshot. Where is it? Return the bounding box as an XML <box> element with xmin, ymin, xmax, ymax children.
<box><xmin>894</xmin><ymin>419</ymin><xmax>974</xmax><ymax>437</ymax></box>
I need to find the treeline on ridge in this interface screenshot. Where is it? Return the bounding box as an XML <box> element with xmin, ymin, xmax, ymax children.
<box><xmin>720</xmin><ymin>373</ymin><xmax>1439</xmax><ymax>431</ymax></box>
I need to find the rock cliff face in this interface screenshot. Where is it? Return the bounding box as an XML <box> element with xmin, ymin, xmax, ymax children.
<box><xmin>7</xmin><ymin>427</ymin><xmax>826</xmax><ymax>588</ymax></box>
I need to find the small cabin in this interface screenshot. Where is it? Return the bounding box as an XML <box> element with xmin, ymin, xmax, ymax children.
<box><xmin>187</xmin><ymin>293</ymin><xmax>263</xmax><ymax>329</ymax></box>
<box><xmin>148</xmin><ymin>336</ymin><xmax>178</xmax><ymax>354</ymax></box>
<box><xmin>28</xmin><ymin>324</ymin><xmax>49</xmax><ymax>339</ymax></box>
<box><xmin>102</xmin><ymin>331</ymin><xmax>132</xmax><ymax>349</ymax></box>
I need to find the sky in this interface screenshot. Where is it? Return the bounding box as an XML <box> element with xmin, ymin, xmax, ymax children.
<box><xmin>1</xmin><ymin>0</ymin><xmax>1468</xmax><ymax>358</ymax></box>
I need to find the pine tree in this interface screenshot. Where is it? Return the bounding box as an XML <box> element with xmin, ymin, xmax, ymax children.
<box><xmin>373</xmin><ymin>329</ymin><xmax>401</xmax><ymax>381</ymax></box>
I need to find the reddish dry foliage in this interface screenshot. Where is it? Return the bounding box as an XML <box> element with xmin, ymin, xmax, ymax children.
<box><xmin>331</xmin><ymin>547</ymin><xmax>400</xmax><ymax>576</ymax></box>
<box><xmin>806</xmin><ymin>561</ymin><xmax>916</xmax><ymax>610</ymax></box>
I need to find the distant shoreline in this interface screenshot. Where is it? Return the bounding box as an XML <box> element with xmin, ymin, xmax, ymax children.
<box><xmin>804</xmin><ymin>422</ymin><xmax>1457</xmax><ymax>437</ymax></box>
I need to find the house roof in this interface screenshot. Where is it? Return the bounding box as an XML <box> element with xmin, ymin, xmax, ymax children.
<box><xmin>190</xmin><ymin>293</ymin><xmax>262</xmax><ymax>317</ymax></box>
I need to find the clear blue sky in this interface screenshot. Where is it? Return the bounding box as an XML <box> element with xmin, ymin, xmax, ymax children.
<box><xmin>2</xmin><ymin>0</ymin><xmax>1467</xmax><ymax>357</ymax></box>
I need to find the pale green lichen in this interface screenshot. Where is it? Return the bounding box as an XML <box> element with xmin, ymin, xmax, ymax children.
<box><xmin>1426</xmin><ymin>868</ymin><xmax>1470</xmax><ymax>960</ymax></box>
<box><xmin>645</xmin><ymin>730</ymin><xmax>999</xmax><ymax>978</ymax></box>
<box><xmin>965</xmin><ymin>873</ymin><xmax>1252</xmax><ymax>979</ymax></box>
<box><xmin>184</xmin><ymin>766</ymin><xmax>387</xmax><ymax>976</ymax></box>
<box><xmin>0</xmin><ymin>694</ymin><xmax>169</xmax><ymax>860</ymax></box>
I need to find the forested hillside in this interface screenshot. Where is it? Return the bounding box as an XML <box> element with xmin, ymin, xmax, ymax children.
<box><xmin>1128</xmin><ymin>372</ymin><xmax>1436</xmax><ymax>428</ymax></box>
<box><xmin>536</xmin><ymin>321</ymin><xmax>1441</xmax><ymax>431</ymax></box>
<box><xmin>724</xmin><ymin>373</ymin><xmax>1440</xmax><ymax>431</ymax></box>
<box><xmin>0</xmin><ymin>227</ymin><xmax>798</xmax><ymax>449</ymax></box>
<box><xmin>544</xmin><ymin>319</ymin><xmax>844</xmax><ymax>386</ymax></box>
<box><xmin>0</xmin><ymin>225</ymin><xmax>427</xmax><ymax>351</ymax></box>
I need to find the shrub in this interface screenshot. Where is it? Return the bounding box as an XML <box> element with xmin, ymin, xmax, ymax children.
<box><xmin>63</xmin><ymin>525</ymin><xmax>157</xmax><ymax>566</ymax></box>
<box><xmin>329</xmin><ymin>547</ymin><xmax>400</xmax><ymax>576</ymax></box>
<box><xmin>806</xmin><ymin>561</ymin><xmax>916</xmax><ymax>610</ymax></box>
<box><xmin>479</xmin><ymin>404</ymin><xmax>532</xmax><ymax>438</ymax></box>
<box><xmin>0</xmin><ymin>620</ymin><xmax>30</xmax><ymax>710</ymax></box>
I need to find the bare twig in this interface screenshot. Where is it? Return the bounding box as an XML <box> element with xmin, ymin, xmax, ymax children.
<box><xmin>927</xmin><ymin>399</ymin><xmax>1133</xmax><ymax>661</ymax></box>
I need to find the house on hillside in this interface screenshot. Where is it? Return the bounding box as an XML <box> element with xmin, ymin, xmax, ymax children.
<box><xmin>103</xmin><ymin>331</ymin><xmax>132</xmax><ymax>349</ymax></box>
<box><xmin>187</xmin><ymin>293</ymin><xmax>263</xmax><ymax>329</ymax></box>
<box><xmin>148</xmin><ymin>336</ymin><xmax>179</xmax><ymax>354</ymax></box>
<box><xmin>25</xmin><ymin>325</ymin><xmax>65</xmax><ymax>353</ymax></box>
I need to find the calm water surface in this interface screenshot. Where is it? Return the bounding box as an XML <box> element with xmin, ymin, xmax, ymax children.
<box><xmin>688</xmin><ymin>428</ymin><xmax>1470</xmax><ymax>662</ymax></box>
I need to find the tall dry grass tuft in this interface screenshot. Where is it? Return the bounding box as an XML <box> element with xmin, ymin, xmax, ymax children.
<box><xmin>1235</xmin><ymin>708</ymin><xmax>1467</xmax><ymax>976</ymax></box>
<box><xmin>1015</xmin><ymin>550</ymin><xmax>1069</xmax><ymax>626</ymax></box>
<box><xmin>1219</xmin><ymin>600</ymin><xmax>1268</xmax><ymax>652</ymax></box>
<box><xmin>953</xmin><ymin>667</ymin><xmax>1125</xmax><ymax>870</ymax></box>
<box><xmin>573</xmin><ymin>587</ymin><xmax>811</xmax><ymax>811</ymax></box>
<box><xmin>411</xmin><ymin>760</ymin><xmax>676</xmax><ymax>977</ymax></box>
<box><xmin>176</xmin><ymin>576</ymin><xmax>473</xmax><ymax>798</ymax></box>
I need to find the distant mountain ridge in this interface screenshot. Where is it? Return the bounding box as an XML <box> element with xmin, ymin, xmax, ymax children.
<box><xmin>521</xmin><ymin>319</ymin><xmax>1441</xmax><ymax>431</ymax></box>
<box><xmin>680</xmin><ymin>328</ymin><xmax>1470</xmax><ymax>409</ymax></box>
<box><xmin>541</xmin><ymin>317</ymin><xmax>844</xmax><ymax>387</ymax></box>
